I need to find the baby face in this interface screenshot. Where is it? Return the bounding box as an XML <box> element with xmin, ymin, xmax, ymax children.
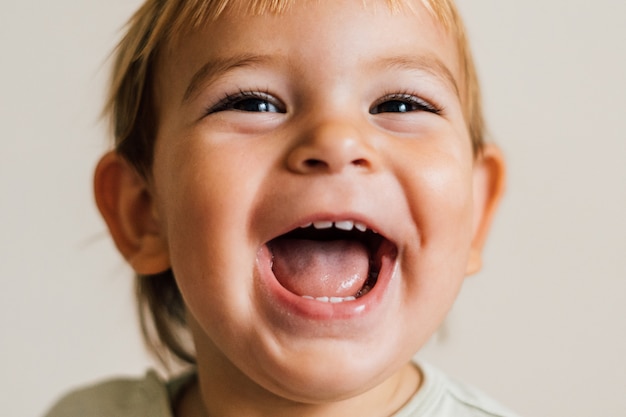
<box><xmin>149</xmin><ymin>0</ymin><xmax>482</xmax><ymax>403</ymax></box>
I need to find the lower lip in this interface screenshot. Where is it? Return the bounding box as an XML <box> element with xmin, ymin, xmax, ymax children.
<box><xmin>254</xmin><ymin>242</ymin><xmax>397</xmax><ymax>322</ymax></box>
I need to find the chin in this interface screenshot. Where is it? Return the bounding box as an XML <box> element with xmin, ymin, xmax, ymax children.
<box><xmin>257</xmin><ymin>352</ymin><xmax>403</xmax><ymax>403</ymax></box>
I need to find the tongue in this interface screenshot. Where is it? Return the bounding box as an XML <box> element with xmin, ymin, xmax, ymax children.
<box><xmin>270</xmin><ymin>239</ymin><xmax>369</xmax><ymax>298</ymax></box>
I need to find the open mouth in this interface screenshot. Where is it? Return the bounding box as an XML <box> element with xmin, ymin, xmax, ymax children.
<box><xmin>266</xmin><ymin>220</ymin><xmax>395</xmax><ymax>303</ymax></box>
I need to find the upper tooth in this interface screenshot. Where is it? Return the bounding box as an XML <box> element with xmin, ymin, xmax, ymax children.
<box><xmin>313</xmin><ymin>220</ymin><xmax>333</xmax><ymax>229</ymax></box>
<box><xmin>335</xmin><ymin>220</ymin><xmax>354</xmax><ymax>231</ymax></box>
<box><xmin>354</xmin><ymin>222</ymin><xmax>367</xmax><ymax>232</ymax></box>
<box><xmin>307</xmin><ymin>220</ymin><xmax>369</xmax><ymax>232</ymax></box>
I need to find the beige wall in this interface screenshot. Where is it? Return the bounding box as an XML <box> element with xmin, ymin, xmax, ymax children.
<box><xmin>1</xmin><ymin>1</ymin><xmax>624</xmax><ymax>416</ymax></box>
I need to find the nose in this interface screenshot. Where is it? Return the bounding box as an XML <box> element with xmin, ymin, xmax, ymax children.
<box><xmin>286</xmin><ymin>120</ymin><xmax>379</xmax><ymax>174</ymax></box>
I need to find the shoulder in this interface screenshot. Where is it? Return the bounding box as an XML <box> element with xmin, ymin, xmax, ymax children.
<box><xmin>395</xmin><ymin>362</ymin><xmax>523</xmax><ymax>417</ymax></box>
<box><xmin>44</xmin><ymin>370</ymin><xmax>173</xmax><ymax>417</ymax></box>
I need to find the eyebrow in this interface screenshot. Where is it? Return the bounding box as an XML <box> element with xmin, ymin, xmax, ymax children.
<box><xmin>182</xmin><ymin>53</ymin><xmax>460</xmax><ymax>104</ymax></box>
<box><xmin>374</xmin><ymin>55</ymin><xmax>460</xmax><ymax>97</ymax></box>
<box><xmin>182</xmin><ymin>54</ymin><xmax>273</xmax><ymax>104</ymax></box>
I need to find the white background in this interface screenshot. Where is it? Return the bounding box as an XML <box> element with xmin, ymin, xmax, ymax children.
<box><xmin>1</xmin><ymin>1</ymin><xmax>624</xmax><ymax>416</ymax></box>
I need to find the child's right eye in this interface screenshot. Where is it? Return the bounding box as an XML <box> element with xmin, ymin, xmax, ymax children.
<box><xmin>207</xmin><ymin>91</ymin><xmax>286</xmax><ymax>114</ymax></box>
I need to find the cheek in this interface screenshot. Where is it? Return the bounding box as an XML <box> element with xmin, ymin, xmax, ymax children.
<box><xmin>397</xmin><ymin>159</ymin><xmax>475</xmax><ymax>334</ymax></box>
<box><xmin>156</xmin><ymin>133</ymin><xmax>266</xmax><ymax>230</ymax></box>
<box><xmin>152</xmin><ymin>138</ymin><xmax>264</xmax><ymax>294</ymax></box>
<box><xmin>417</xmin><ymin>164</ymin><xmax>474</xmax><ymax>237</ymax></box>
<box><xmin>392</xmin><ymin>141</ymin><xmax>475</xmax><ymax>287</ymax></box>
<box><xmin>396</xmin><ymin>140</ymin><xmax>474</xmax><ymax>242</ymax></box>
<box><xmin>152</xmin><ymin>158</ymin><xmax>264</xmax><ymax>347</ymax></box>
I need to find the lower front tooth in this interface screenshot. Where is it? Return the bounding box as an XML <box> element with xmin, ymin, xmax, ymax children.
<box><xmin>302</xmin><ymin>295</ymin><xmax>356</xmax><ymax>303</ymax></box>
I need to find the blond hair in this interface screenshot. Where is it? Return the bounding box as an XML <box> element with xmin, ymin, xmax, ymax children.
<box><xmin>106</xmin><ymin>0</ymin><xmax>485</xmax><ymax>367</ymax></box>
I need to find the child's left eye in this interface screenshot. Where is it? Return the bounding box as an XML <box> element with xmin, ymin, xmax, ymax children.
<box><xmin>370</xmin><ymin>94</ymin><xmax>441</xmax><ymax>115</ymax></box>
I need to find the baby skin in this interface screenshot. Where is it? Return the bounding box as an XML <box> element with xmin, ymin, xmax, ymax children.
<box><xmin>95</xmin><ymin>1</ymin><xmax>505</xmax><ymax>416</ymax></box>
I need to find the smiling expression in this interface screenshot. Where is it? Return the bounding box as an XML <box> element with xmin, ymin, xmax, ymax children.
<box><xmin>145</xmin><ymin>0</ymin><xmax>484</xmax><ymax>406</ymax></box>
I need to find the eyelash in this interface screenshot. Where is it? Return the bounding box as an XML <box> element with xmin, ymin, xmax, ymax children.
<box><xmin>206</xmin><ymin>89</ymin><xmax>286</xmax><ymax>114</ymax></box>
<box><xmin>204</xmin><ymin>89</ymin><xmax>443</xmax><ymax>116</ymax></box>
<box><xmin>369</xmin><ymin>91</ymin><xmax>443</xmax><ymax>115</ymax></box>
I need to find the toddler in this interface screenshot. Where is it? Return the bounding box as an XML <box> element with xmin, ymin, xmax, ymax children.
<box><xmin>47</xmin><ymin>0</ymin><xmax>518</xmax><ymax>416</ymax></box>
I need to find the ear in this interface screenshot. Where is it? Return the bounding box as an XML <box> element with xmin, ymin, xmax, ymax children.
<box><xmin>465</xmin><ymin>144</ymin><xmax>506</xmax><ymax>275</ymax></box>
<box><xmin>94</xmin><ymin>151</ymin><xmax>170</xmax><ymax>275</ymax></box>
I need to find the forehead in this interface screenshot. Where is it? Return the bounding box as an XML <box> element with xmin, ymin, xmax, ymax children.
<box><xmin>156</xmin><ymin>0</ymin><xmax>461</xmax><ymax>91</ymax></box>
<box><xmin>159</xmin><ymin>0</ymin><xmax>459</xmax><ymax>61</ymax></box>
<box><xmin>162</xmin><ymin>0</ymin><xmax>455</xmax><ymax>34</ymax></box>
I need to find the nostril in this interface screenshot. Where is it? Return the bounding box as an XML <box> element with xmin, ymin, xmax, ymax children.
<box><xmin>304</xmin><ymin>159</ymin><xmax>328</xmax><ymax>169</ymax></box>
<box><xmin>301</xmin><ymin>157</ymin><xmax>369</xmax><ymax>171</ymax></box>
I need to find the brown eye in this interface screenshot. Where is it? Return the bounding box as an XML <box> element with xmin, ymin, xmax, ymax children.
<box><xmin>232</xmin><ymin>98</ymin><xmax>280</xmax><ymax>112</ymax></box>
<box><xmin>208</xmin><ymin>91</ymin><xmax>286</xmax><ymax>114</ymax></box>
<box><xmin>370</xmin><ymin>94</ymin><xmax>440</xmax><ymax>115</ymax></box>
<box><xmin>371</xmin><ymin>100</ymin><xmax>414</xmax><ymax>114</ymax></box>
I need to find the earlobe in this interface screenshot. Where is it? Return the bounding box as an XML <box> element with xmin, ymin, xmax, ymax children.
<box><xmin>466</xmin><ymin>144</ymin><xmax>506</xmax><ymax>275</ymax></box>
<box><xmin>94</xmin><ymin>151</ymin><xmax>170</xmax><ymax>275</ymax></box>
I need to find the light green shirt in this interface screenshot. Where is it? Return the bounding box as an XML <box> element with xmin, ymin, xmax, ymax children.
<box><xmin>45</xmin><ymin>362</ymin><xmax>521</xmax><ymax>417</ymax></box>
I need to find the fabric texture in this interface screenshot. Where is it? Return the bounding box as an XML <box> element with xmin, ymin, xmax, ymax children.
<box><xmin>44</xmin><ymin>363</ymin><xmax>521</xmax><ymax>417</ymax></box>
